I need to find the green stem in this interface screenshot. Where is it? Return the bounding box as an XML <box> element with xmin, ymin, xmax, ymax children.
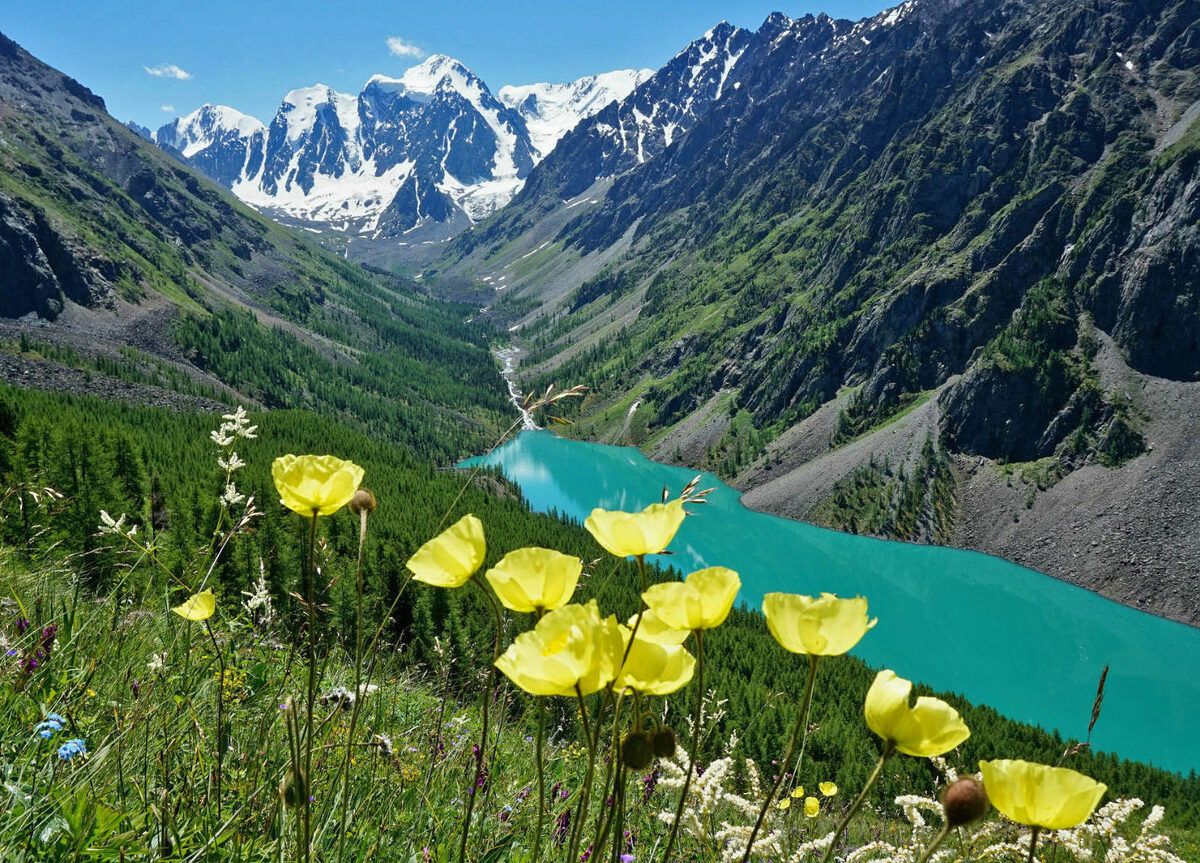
<box><xmin>302</xmin><ymin>510</ymin><xmax>319</xmax><ymax>863</ymax></box>
<box><xmin>915</xmin><ymin>820</ymin><xmax>952</xmax><ymax>863</ymax></box>
<box><xmin>567</xmin><ymin>685</ymin><xmax>600</xmax><ymax>863</ymax></box>
<box><xmin>818</xmin><ymin>743</ymin><xmax>895</xmax><ymax>863</ymax></box>
<box><xmin>458</xmin><ymin>580</ymin><xmax>503</xmax><ymax>863</ymax></box>
<box><xmin>1027</xmin><ymin>826</ymin><xmax>1041</xmax><ymax>863</ymax></box>
<box><xmin>204</xmin><ymin>620</ymin><xmax>225</xmax><ymax>824</ymax></box>
<box><xmin>533</xmin><ymin>696</ymin><xmax>546</xmax><ymax>863</ymax></box>
<box><xmin>660</xmin><ymin>629</ymin><xmax>705</xmax><ymax>863</ymax></box>
<box><xmin>739</xmin><ymin>655</ymin><xmax>819</xmax><ymax>863</ymax></box>
<box><xmin>336</xmin><ymin>507</ymin><xmax>370</xmax><ymax>863</ymax></box>
<box><xmin>592</xmin><ymin>691</ymin><xmax>627</xmax><ymax>856</ymax></box>
<box><xmin>609</xmin><ymin>764</ymin><xmax>627</xmax><ymax>863</ymax></box>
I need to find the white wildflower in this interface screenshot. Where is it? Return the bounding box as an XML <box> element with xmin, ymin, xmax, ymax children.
<box><xmin>98</xmin><ymin>510</ymin><xmax>138</xmax><ymax>539</ymax></box>
<box><xmin>220</xmin><ymin>482</ymin><xmax>246</xmax><ymax>508</ymax></box>
<box><xmin>218</xmin><ymin>451</ymin><xmax>246</xmax><ymax>473</ymax></box>
<box><xmin>242</xmin><ymin>562</ymin><xmax>274</xmax><ymax>626</ymax></box>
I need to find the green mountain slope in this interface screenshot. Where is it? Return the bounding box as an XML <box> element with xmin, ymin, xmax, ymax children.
<box><xmin>434</xmin><ymin>0</ymin><xmax>1200</xmax><ymax>621</ymax></box>
<box><xmin>0</xmin><ymin>31</ymin><xmax>507</xmax><ymax>461</ymax></box>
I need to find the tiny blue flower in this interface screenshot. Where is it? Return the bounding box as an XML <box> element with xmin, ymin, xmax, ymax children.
<box><xmin>34</xmin><ymin>716</ymin><xmax>65</xmax><ymax>740</ymax></box>
<box><xmin>57</xmin><ymin>738</ymin><xmax>86</xmax><ymax>761</ymax></box>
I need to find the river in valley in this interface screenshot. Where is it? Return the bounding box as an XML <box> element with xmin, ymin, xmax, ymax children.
<box><xmin>462</xmin><ymin>429</ymin><xmax>1200</xmax><ymax>773</ymax></box>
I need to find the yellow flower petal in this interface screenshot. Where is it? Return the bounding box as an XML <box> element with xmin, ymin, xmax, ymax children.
<box><xmin>790</xmin><ymin>786</ymin><xmax>805</xmax><ymax>799</ymax></box>
<box><xmin>485</xmin><ymin>547</ymin><xmax>582</xmax><ymax>612</ymax></box>
<box><xmin>584</xmin><ymin>499</ymin><xmax>685</xmax><ymax>558</ymax></box>
<box><xmin>776</xmin><ymin>798</ymin><xmax>791</xmax><ymax>811</ymax></box>
<box><xmin>407</xmin><ymin>515</ymin><xmax>486</xmax><ymax>588</ymax></box>
<box><xmin>615</xmin><ymin>625</ymin><xmax>695</xmax><ymax>696</ymax></box>
<box><xmin>494</xmin><ymin>601</ymin><xmax>622</xmax><ymax>697</ymax></box>
<box><xmin>642</xmin><ymin>566</ymin><xmax>740</xmax><ymax>631</ymax></box>
<box><xmin>819</xmin><ymin>781</ymin><xmax>838</xmax><ymax>797</ymax></box>
<box><xmin>980</xmin><ymin>760</ymin><xmax>1106</xmax><ymax>830</ymax></box>
<box><xmin>864</xmin><ymin>670</ymin><xmax>970</xmax><ymax>757</ymax></box>
<box><xmin>762</xmin><ymin>593</ymin><xmax>875</xmax><ymax>656</ymax></box>
<box><xmin>172</xmin><ymin>589</ymin><xmax>216</xmax><ymax>622</ymax></box>
<box><xmin>804</xmin><ymin>796</ymin><xmax>820</xmax><ymax>818</ymax></box>
<box><xmin>271</xmin><ymin>454</ymin><xmax>364</xmax><ymax>517</ymax></box>
<box><xmin>627</xmin><ymin>609</ymin><xmax>691</xmax><ymax>646</ymax></box>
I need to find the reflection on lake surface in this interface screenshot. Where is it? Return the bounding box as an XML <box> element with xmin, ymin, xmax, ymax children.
<box><xmin>464</xmin><ymin>430</ymin><xmax>1200</xmax><ymax>772</ymax></box>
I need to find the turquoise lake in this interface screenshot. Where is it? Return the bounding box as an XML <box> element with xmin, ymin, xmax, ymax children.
<box><xmin>464</xmin><ymin>430</ymin><xmax>1200</xmax><ymax>773</ymax></box>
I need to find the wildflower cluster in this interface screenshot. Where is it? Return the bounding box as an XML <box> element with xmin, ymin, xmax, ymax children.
<box><xmin>8</xmin><ymin>405</ymin><xmax>1184</xmax><ymax>863</ymax></box>
<box><xmin>57</xmin><ymin>737</ymin><xmax>87</xmax><ymax>762</ymax></box>
<box><xmin>34</xmin><ymin>712</ymin><xmax>66</xmax><ymax>739</ymax></box>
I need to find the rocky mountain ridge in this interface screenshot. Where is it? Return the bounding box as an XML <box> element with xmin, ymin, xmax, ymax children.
<box><xmin>437</xmin><ymin>0</ymin><xmax>1200</xmax><ymax>623</ymax></box>
<box><xmin>151</xmin><ymin>57</ymin><xmax>659</xmax><ymax>238</ymax></box>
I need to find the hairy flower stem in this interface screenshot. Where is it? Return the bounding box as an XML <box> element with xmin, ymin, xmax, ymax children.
<box><xmin>335</xmin><ymin>506</ymin><xmax>370</xmax><ymax>863</ymax></box>
<box><xmin>739</xmin><ymin>654</ymin><xmax>820</xmax><ymax>863</ymax></box>
<box><xmin>819</xmin><ymin>742</ymin><xmax>896</xmax><ymax>863</ymax></box>
<box><xmin>532</xmin><ymin>696</ymin><xmax>546</xmax><ymax>863</ymax></box>
<box><xmin>610</xmin><ymin>766</ymin><xmax>628</xmax><ymax>863</ymax></box>
<box><xmin>301</xmin><ymin>510</ymin><xmax>319</xmax><ymax>863</ymax></box>
<box><xmin>915</xmin><ymin>820</ymin><xmax>952</xmax><ymax>863</ymax></box>
<box><xmin>592</xmin><ymin>691</ymin><xmax>627</xmax><ymax>856</ymax></box>
<box><xmin>203</xmin><ymin>620</ymin><xmax>226</xmax><ymax>824</ymax></box>
<box><xmin>567</xmin><ymin>685</ymin><xmax>600</xmax><ymax>863</ymax></box>
<box><xmin>661</xmin><ymin>628</ymin><xmax>705</xmax><ymax>863</ymax></box>
<box><xmin>1027</xmin><ymin>826</ymin><xmax>1041</xmax><ymax>863</ymax></box>
<box><xmin>458</xmin><ymin>581</ymin><xmax>503</xmax><ymax>863</ymax></box>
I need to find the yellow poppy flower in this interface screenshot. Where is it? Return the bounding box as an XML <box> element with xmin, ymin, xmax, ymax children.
<box><xmin>979</xmin><ymin>760</ymin><xmax>1106</xmax><ymax>830</ymax></box>
<box><xmin>819</xmin><ymin>781</ymin><xmax>838</xmax><ymax>797</ymax></box>
<box><xmin>271</xmin><ymin>454</ymin><xmax>364</xmax><ymax>517</ymax></box>
<box><xmin>615</xmin><ymin>625</ymin><xmax>695</xmax><ymax>695</ymax></box>
<box><xmin>762</xmin><ymin>592</ymin><xmax>875</xmax><ymax>656</ymax></box>
<box><xmin>864</xmin><ymin>670</ymin><xmax>970</xmax><ymax>757</ymax></box>
<box><xmin>584</xmin><ymin>499</ymin><xmax>686</xmax><ymax>558</ymax></box>
<box><xmin>494</xmin><ymin>601</ymin><xmax>622</xmax><ymax>697</ymax></box>
<box><xmin>776</xmin><ymin>798</ymin><xmax>791</xmax><ymax>811</ymax></box>
<box><xmin>641</xmin><ymin>566</ymin><xmax>741</xmax><ymax>631</ymax></box>
<box><xmin>626</xmin><ymin>609</ymin><xmax>690</xmax><ymax>646</ymax></box>
<box><xmin>790</xmin><ymin>786</ymin><xmax>805</xmax><ymax>799</ymax></box>
<box><xmin>406</xmin><ymin>514</ymin><xmax>486</xmax><ymax>588</ymax></box>
<box><xmin>804</xmin><ymin>796</ymin><xmax>820</xmax><ymax>818</ymax></box>
<box><xmin>485</xmin><ymin>547</ymin><xmax>581</xmax><ymax>612</ymax></box>
<box><xmin>172</xmin><ymin>589</ymin><xmax>216</xmax><ymax>622</ymax></box>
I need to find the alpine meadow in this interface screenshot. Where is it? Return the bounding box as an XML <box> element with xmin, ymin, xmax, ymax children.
<box><xmin>0</xmin><ymin>1</ymin><xmax>1198</xmax><ymax>862</ymax></box>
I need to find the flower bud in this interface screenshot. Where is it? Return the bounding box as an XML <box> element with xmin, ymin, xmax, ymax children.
<box><xmin>349</xmin><ymin>489</ymin><xmax>377</xmax><ymax>516</ymax></box>
<box><xmin>651</xmin><ymin>727</ymin><xmax>677</xmax><ymax>758</ymax></box>
<box><xmin>621</xmin><ymin>732</ymin><xmax>653</xmax><ymax>769</ymax></box>
<box><xmin>280</xmin><ymin>768</ymin><xmax>308</xmax><ymax>808</ymax></box>
<box><xmin>942</xmin><ymin>777</ymin><xmax>988</xmax><ymax>826</ymax></box>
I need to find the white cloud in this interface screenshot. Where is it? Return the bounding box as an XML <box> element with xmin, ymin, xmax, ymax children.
<box><xmin>160</xmin><ymin>104</ymin><xmax>175</xmax><ymax>112</ymax></box>
<box><xmin>144</xmin><ymin>64</ymin><xmax>192</xmax><ymax>80</ymax></box>
<box><xmin>386</xmin><ymin>36</ymin><xmax>423</xmax><ymax>58</ymax></box>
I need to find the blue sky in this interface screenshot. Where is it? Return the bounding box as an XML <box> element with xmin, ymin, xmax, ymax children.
<box><xmin>4</xmin><ymin>1</ymin><xmax>889</xmax><ymax>128</ymax></box>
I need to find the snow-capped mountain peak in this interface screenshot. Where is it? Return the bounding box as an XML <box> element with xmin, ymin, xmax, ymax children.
<box><xmin>396</xmin><ymin>54</ymin><xmax>481</xmax><ymax>99</ymax></box>
<box><xmin>156</xmin><ymin>104</ymin><xmax>264</xmax><ymax>156</ymax></box>
<box><xmin>152</xmin><ymin>22</ymin><xmax>758</xmax><ymax>239</ymax></box>
<box><xmin>499</xmin><ymin>68</ymin><xmax>653</xmax><ymax>160</ymax></box>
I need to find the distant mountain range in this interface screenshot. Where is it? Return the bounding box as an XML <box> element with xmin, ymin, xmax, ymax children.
<box><xmin>148</xmin><ymin>57</ymin><xmax>653</xmax><ymax>237</ymax></box>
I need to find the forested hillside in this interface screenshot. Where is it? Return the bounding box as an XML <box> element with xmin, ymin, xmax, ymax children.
<box><xmin>0</xmin><ymin>31</ymin><xmax>508</xmax><ymax>462</ymax></box>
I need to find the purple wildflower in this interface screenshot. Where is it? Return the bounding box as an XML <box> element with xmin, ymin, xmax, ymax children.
<box><xmin>553</xmin><ymin>808</ymin><xmax>571</xmax><ymax>846</ymax></box>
